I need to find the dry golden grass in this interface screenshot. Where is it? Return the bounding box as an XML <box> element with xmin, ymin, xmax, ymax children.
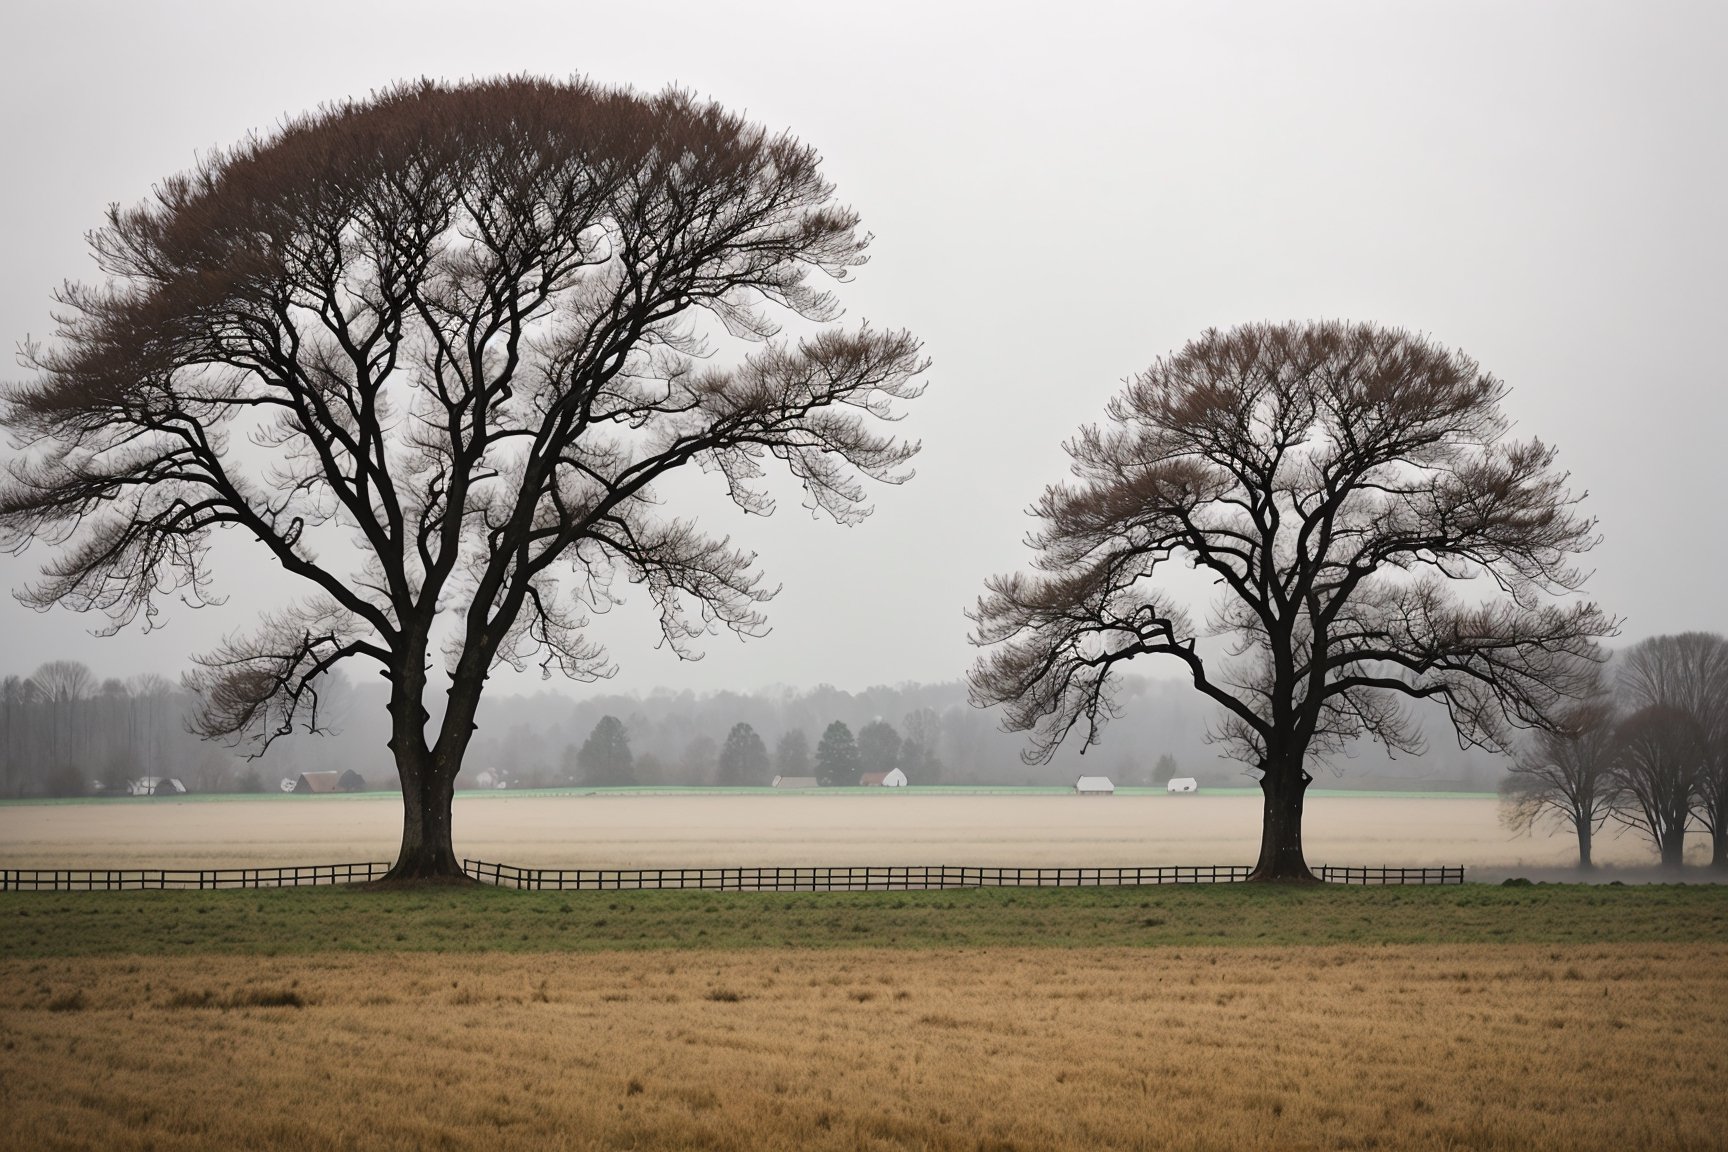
<box><xmin>3</xmin><ymin>944</ymin><xmax>1724</xmax><ymax>1151</ymax></box>
<box><xmin>2</xmin><ymin>792</ymin><xmax>1702</xmax><ymax>871</ymax></box>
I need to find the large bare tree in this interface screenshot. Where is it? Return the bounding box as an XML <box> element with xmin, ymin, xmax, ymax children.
<box><xmin>969</xmin><ymin>321</ymin><xmax>1612</xmax><ymax>880</ymax></box>
<box><xmin>0</xmin><ymin>78</ymin><xmax>926</xmax><ymax>880</ymax></box>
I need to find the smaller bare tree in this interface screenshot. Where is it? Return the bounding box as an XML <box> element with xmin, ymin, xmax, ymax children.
<box><xmin>1500</xmin><ymin>698</ymin><xmax>1616</xmax><ymax>868</ymax></box>
<box><xmin>967</xmin><ymin>321</ymin><xmax>1614</xmax><ymax>880</ymax></box>
<box><xmin>1608</xmin><ymin>705</ymin><xmax>1703</xmax><ymax>868</ymax></box>
<box><xmin>1616</xmin><ymin>633</ymin><xmax>1728</xmax><ymax>869</ymax></box>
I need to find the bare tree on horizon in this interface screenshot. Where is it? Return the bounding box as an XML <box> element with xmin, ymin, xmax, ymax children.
<box><xmin>0</xmin><ymin>77</ymin><xmax>927</xmax><ymax>880</ymax></box>
<box><xmin>1501</xmin><ymin>696</ymin><xmax>1617</xmax><ymax>869</ymax></box>
<box><xmin>969</xmin><ymin>321</ymin><xmax>1614</xmax><ymax>881</ymax></box>
<box><xmin>1614</xmin><ymin>633</ymin><xmax>1728</xmax><ymax>868</ymax></box>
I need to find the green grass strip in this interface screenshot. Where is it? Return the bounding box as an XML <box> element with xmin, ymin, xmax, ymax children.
<box><xmin>2</xmin><ymin>883</ymin><xmax>1723</xmax><ymax>958</ymax></box>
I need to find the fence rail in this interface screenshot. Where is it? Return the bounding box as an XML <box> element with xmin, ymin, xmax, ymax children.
<box><xmin>1315</xmin><ymin>865</ymin><xmax>1464</xmax><ymax>885</ymax></box>
<box><xmin>0</xmin><ymin>862</ymin><xmax>390</xmax><ymax>891</ymax></box>
<box><xmin>463</xmin><ymin>861</ymin><xmax>1258</xmax><ymax>890</ymax></box>
<box><xmin>0</xmin><ymin>860</ymin><xmax>1466</xmax><ymax>892</ymax></box>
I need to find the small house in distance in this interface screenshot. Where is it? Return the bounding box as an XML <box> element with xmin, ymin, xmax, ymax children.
<box><xmin>1074</xmin><ymin>775</ymin><xmax>1114</xmax><ymax>796</ymax></box>
<box><xmin>772</xmin><ymin>775</ymin><xmax>818</xmax><ymax>789</ymax></box>
<box><xmin>1167</xmin><ymin>777</ymin><xmax>1199</xmax><ymax>793</ymax></box>
<box><xmin>858</xmin><ymin>768</ymin><xmax>910</xmax><ymax>788</ymax></box>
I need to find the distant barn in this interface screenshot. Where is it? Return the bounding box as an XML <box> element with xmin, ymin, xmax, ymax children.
<box><xmin>771</xmin><ymin>775</ymin><xmax>818</xmax><ymax>789</ymax></box>
<box><xmin>291</xmin><ymin>771</ymin><xmax>341</xmax><ymax>794</ymax></box>
<box><xmin>1167</xmin><ymin>777</ymin><xmax>1199</xmax><ymax>793</ymax></box>
<box><xmin>337</xmin><ymin>770</ymin><xmax>368</xmax><ymax>792</ymax></box>
<box><xmin>859</xmin><ymin>771</ymin><xmax>889</xmax><ymax>787</ymax></box>
<box><xmin>1073</xmin><ymin>775</ymin><xmax>1115</xmax><ymax>796</ymax></box>
<box><xmin>881</xmin><ymin>767</ymin><xmax>908</xmax><ymax>787</ymax></box>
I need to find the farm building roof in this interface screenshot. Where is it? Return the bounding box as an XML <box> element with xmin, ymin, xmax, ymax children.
<box><xmin>1073</xmin><ymin>775</ymin><xmax>1115</xmax><ymax>794</ymax></box>
<box><xmin>858</xmin><ymin>772</ymin><xmax>889</xmax><ymax>786</ymax></box>
<box><xmin>292</xmin><ymin>771</ymin><xmax>342</xmax><ymax>794</ymax></box>
<box><xmin>771</xmin><ymin>775</ymin><xmax>819</xmax><ymax>788</ymax></box>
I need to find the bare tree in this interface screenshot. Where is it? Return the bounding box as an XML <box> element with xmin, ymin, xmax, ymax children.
<box><xmin>1615</xmin><ymin>633</ymin><xmax>1728</xmax><ymax>869</ymax></box>
<box><xmin>969</xmin><ymin>321</ymin><xmax>1613</xmax><ymax>880</ymax></box>
<box><xmin>0</xmin><ymin>78</ymin><xmax>926</xmax><ymax>879</ymax></box>
<box><xmin>1500</xmin><ymin>698</ymin><xmax>1616</xmax><ymax>869</ymax></box>
<box><xmin>31</xmin><ymin>660</ymin><xmax>93</xmax><ymax>772</ymax></box>
<box><xmin>1609</xmin><ymin>705</ymin><xmax>1703</xmax><ymax>868</ymax></box>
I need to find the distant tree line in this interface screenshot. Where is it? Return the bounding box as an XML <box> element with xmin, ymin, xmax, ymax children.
<box><xmin>562</xmin><ymin>713</ymin><xmax>944</xmax><ymax>788</ymax></box>
<box><xmin>0</xmin><ymin>663</ymin><xmax>1514</xmax><ymax>796</ymax></box>
<box><xmin>0</xmin><ymin>661</ymin><xmax>228</xmax><ymax>796</ymax></box>
<box><xmin>1502</xmin><ymin>633</ymin><xmax>1728</xmax><ymax>871</ymax></box>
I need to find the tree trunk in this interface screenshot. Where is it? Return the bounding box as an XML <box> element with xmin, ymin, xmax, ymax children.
<box><xmin>385</xmin><ymin>755</ymin><xmax>467</xmax><ymax>881</ymax></box>
<box><xmin>1658</xmin><ymin>824</ymin><xmax>1686</xmax><ymax>870</ymax></box>
<box><xmin>379</xmin><ymin>655</ymin><xmax>472</xmax><ymax>885</ymax></box>
<box><xmin>1250</xmin><ymin>759</ymin><xmax>1318</xmax><ymax>883</ymax></box>
<box><xmin>1576</xmin><ymin>821</ymin><xmax>1593</xmax><ymax>871</ymax></box>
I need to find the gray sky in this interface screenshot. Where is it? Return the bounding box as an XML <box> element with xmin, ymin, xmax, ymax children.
<box><xmin>1</xmin><ymin>0</ymin><xmax>1724</xmax><ymax>696</ymax></box>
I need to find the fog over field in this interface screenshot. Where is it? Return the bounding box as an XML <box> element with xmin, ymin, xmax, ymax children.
<box><xmin>2</xmin><ymin>793</ymin><xmax>1707</xmax><ymax>876</ymax></box>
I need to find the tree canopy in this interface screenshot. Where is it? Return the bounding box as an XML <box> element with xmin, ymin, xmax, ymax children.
<box><xmin>814</xmin><ymin>720</ymin><xmax>859</xmax><ymax>786</ymax></box>
<box><xmin>576</xmin><ymin>715</ymin><xmax>635</xmax><ymax>786</ymax></box>
<box><xmin>716</xmin><ymin>721</ymin><xmax>768</xmax><ymax>785</ymax></box>
<box><xmin>0</xmin><ymin>76</ymin><xmax>926</xmax><ymax>879</ymax></box>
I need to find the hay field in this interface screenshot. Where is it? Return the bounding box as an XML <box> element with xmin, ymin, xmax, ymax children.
<box><xmin>3</xmin><ymin>944</ymin><xmax>1723</xmax><ymax>1151</ymax></box>
<box><xmin>0</xmin><ymin>792</ymin><xmax>1691</xmax><ymax>872</ymax></box>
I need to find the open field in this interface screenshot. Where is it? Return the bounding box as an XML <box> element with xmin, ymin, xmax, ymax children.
<box><xmin>1</xmin><ymin>791</ymin><xmax>1709</xmax><ymax>873</ymax></box>
<box><xmin>4</xmin><ymin>942</ymin><xmax>1724</xmax><ymax>1151</ymax></box>
<box><xmin>5</xmin><ymin>884</ymin><xmax>1728</xmax><ymax>958</ymax></box>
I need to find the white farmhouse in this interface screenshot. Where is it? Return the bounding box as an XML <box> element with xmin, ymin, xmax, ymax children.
<box><xmin>1074</xmin><ymin>775</ymin><xmax>1115</xmax><ymax>796</ymax></box>
<box><xmin>1167</xmin><ymin>777</ymin><xmax>1199</xmax><ymax>793</ymax></box>
<box><xmin>128</xmin><ymin>776</ymin><xmax>188</xmax><ymax>796</ymax></box>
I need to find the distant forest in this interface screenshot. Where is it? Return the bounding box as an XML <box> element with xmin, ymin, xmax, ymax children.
<box><xmin>0</xmin><ymin>661</ymin><xmax>1508</xmax><ymax>796</ymax></box>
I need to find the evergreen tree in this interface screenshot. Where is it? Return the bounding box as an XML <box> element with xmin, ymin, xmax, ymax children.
<box><xmin>717</xmin><ymin>722</ymin><xmax>770</xmax><ymax>786</ymax></box>
<box><xmin>857</xmin><ymin>720</ymin><xmax>902</xmax><ymax>776</ymax></box>
<box><xmin>576</xmin><ymin>716</ymin><xmax>635</xmax><ymax>786</ymax></box>
<box><xmin>815</xmin><ymin>721</ymin><xmax>860</xmax><ymax>787</ymax></box>
<box><xmin>1154</xmin><ymin>753</ymin><xmax>1179</xmax><ymax>786</ymax></box>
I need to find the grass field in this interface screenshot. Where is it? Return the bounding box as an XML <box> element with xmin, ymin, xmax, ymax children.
<box><xmin>4</xmin><ymin>884</ymin><xmax>1727</xmax><ymax>958</ymax></box>
<box><xmin>5</xmin><ymin>887</ymin><xmax>1728</xmax><ymax>1149</ymax></box>
<box><xmin>5</xmin><ymin>818</ymin><xmax>1726</xmax><ymax>1149</ymax></box>
<box><xmin>2</xmin><ymin>791</ymin><xmax>1708</xmax><ymax>873</ymax></box>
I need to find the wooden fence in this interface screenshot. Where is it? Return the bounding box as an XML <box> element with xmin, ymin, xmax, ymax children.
<box><xmin>466</xmin><ymin>861</ymin><xmax>1256</xmax><ymax>890</ymax></box>
<box><xmin>0</xmin><ymin>860</ymin><xmax>1466</xmax><ymax>892</ymax></box>
<box><xmin>0</xmin><ymin>862</ymin><xmax>390</xmax><ymax>891</ymax></box>
<box><xmin>1314</xmin><ymin>865</ymin><xmax>1464</xmax><ymax>885</ymax></box>
<box><xmin>465</xmin><ymin>861</ymin><xmax>1466</xmax><ymax>889</ymax></box>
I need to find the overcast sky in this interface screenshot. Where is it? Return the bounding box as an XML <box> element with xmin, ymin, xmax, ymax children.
<box><xmin>1</xmin><ymin>0</ymin><xmax>1723</xmax><ymax>698</ymax></box>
